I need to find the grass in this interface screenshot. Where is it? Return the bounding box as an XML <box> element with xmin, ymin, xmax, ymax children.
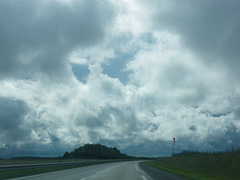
<box><xmin>0</xmin><ymin>159</ymin><xmax>116</xmax><ymax>179</ymax></box>
<box><xmin>0</xmin><ymin>157</ymin><xmax>96</xmax><ymax>165</ymax></box>
<box><xmin>147</xmin><ymin>150</ymin><xmax>240</xmax><ymax>180</ymax></box>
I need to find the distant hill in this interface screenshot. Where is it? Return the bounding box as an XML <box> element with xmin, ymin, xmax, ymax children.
<box><xmin>63</xmin><ymin>144</ymin><xmax>131</xmax><ymax>159</ymax></box>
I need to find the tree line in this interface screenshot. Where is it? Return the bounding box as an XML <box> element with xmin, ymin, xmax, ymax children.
<box><xmin>63</xmin><ymin>144</ymin><xmax>131</xmax><ymax>159</ymax></box>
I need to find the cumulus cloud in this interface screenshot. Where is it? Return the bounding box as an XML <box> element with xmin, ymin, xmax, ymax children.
<box><xmin>143</xmin><ymin>0</ymin><xmax>240</xmax><ymax>75</ymax></box>
<box><xmin>0</xmin><ymin>98</ymin><xmax>30</xmax><ymax>143</ymax></box>
<box><xmin>0</xmin><ymin>0</ymin><xmax>240</xmax><ymax>158</ymax></box>
<box><xmin>0</xmin><ymin>0</ymin><xmax>115</xmax><ymax>79</ymax></box>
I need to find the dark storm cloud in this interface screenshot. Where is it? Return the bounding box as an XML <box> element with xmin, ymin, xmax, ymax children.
<box><xmin>0</xmin><ymin>142</ymin><xmax>68</xmax><ymax>158</ymax></box>
<box><xmin>151</xmin><ymin>0</ymin><xmax>240</xmax><ymax>72</ymax></box>
<box><xmin>76</xmin><ymin>111</ymin><xmax>110</xmax><ymax>128</ymax></box>
<box><xmin>0</xmin><ymin>97</ymin><xmax>30</xmax><ymax>142</ymax></box>
<box><xmin>0</xmin><ymin>98</ymin><xmax>27</xmax><ymax>130</ymax></box>
<box><xmin>48</xmin><ymin>131</ymin><xmax>60</xmax><ymax>143</ymax></box>
<box><xmin>97</xmin><ymin>138</ymin><xmax>165</xmax><ymax>157</ymax></box>
<box><xmin>207</xmin><ymin>125</ymin><xmax>240</xmax><ymax>150</ymax></box>
<box><xmin>121</xmin><ymin>140</ymin><xmax>176</xmax><ymax>157</ymax></box>
<box><xmin>0</xmin><ymin>0</ymin><xmax>115</xmax><ymax>79</ymax></box>
<box><xmin>189</xmin><ymin>125</ymin><xmax>197</xmax><ymax>131</ymax></box>
<box><xmin>75</xmin><ymin>105</ymin><xmax>138</xmax><ymax>133</ymax></box>
<box><xmin>234</xmin><ymin>108</ymin><xmax>240</xmax><ymax>120</ymax></box>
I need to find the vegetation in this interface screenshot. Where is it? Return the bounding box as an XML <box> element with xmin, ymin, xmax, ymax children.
<box><xmin>0</xmin><ymin>161</ymin><xmax>112</xmax><ymax>179</ymax></box>
<box><xmin>147</xmin><ymin>150</ymin><xmax>240</xmax><ymax>180</ymax></box>
<box><xmin>0</xmin><ymin>157</ymin><xmax>90</xmax><ymax>165</ymax></box>
<box><xmin>0</xmin><ymin>143</ymin><xmax>153</xmax><ymax>179</ymax></box>
<box><xmin>0</xmin><ymin>144</ymin><xmax>132</xmax><ymax>179</ymax></box>
<box><xmin>63</xmin><ymin>144</ymin><xmax>131</xmax><ymax>159</ymax></box>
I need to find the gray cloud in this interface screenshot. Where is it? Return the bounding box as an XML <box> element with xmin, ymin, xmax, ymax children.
<box><xmin>0</xmin><ymin>97</ymin><xmax>31</xmax><ymax>143</ymax></box>
<box><xmin>234</xmin><ymin>108</ymin><xmax>240</xmax><ymax>120</ymax></box>
<box><xmin>0</xmin><ymin>142</ymin><xmax>68</xmax><ymax>158</ymax></box>
<box><xmin>0</xmin><ymin>0</ymin><xmax>115</xmax><ymax>79</ymax></box>
<box><xmin>0</xmin><ymin>0</ymin><xmax>240</xmax><ymax>158</ymax></box>
<box><xmin>189</xmin><ymin>125</ymin><xmax>197</xmax><ymax>131</ymax></box>
<box><xmin>148</xmin><ymin>0</ymin><xmax>240</xmax><ymax>74</ymax></box>
<box><xmin>206</xmin><ymin>124</ymin><xmax>240</xmax><ymax>151</ymax></box>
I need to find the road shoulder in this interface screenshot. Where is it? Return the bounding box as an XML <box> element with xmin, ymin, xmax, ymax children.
<box><xmin>139</xmin><ymin>162</ymin><xmax>187</xmax><ymax>180</ymax></box>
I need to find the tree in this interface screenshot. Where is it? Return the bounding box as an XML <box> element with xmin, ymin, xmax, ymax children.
<box><xmin>62</xmin><ymin>144</ymin><xmax>131</xmax><ymax>159</ymax></box>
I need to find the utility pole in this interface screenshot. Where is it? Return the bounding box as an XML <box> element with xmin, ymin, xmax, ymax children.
<box><xmin>172</xmin><ymin>137</ymin><xmax>175</xmax><ymax>155</ymax></box>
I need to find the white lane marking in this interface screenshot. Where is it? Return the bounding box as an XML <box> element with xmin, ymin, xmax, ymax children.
<box><xmin>80</xmin><ymin>178</ymin><xmax>87</xmax><ymax>180</ymax></box>
<box><xmin>141</xmin><ymin>175</ymin><xmax>148</xmax><ymax>180</ymax></box>
<box><xmin>135</xmin><ymin>163</ymin><xmax>139</xmax><ymax>172</ymax></box>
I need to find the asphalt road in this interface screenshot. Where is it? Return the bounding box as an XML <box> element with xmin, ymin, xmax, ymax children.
<box><xmin>12</xmin><ymin>161</ymin><xmax>152</xmax><ymax>180</ymax></box>
<box><xmin>139</xmin><ymin>162</ymin><xmax>187</xmax><ymax>180</ymax></box>
<box><xmin>11</xmin><ymin>161</ymin><xmax>187</xmax><ymax>180</ymax></box>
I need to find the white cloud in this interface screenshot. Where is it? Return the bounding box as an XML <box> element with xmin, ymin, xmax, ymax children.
<box><xmin>0</xmin><ymin>0</ymin><xmax>240</xmax><ymax>157</ymax></box>
<box><xmin>142</xmin><ymin>0</ymin><xmax>240</xmax><ymax>76</ymax></box>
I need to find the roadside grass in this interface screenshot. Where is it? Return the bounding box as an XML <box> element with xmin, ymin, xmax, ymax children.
<box><xmin>0</xmin><ymin>164</ymin><xmax>85</xmax><ymax>179</ymax></box>
<box><xmin>147</xmin><ymin>161</ymin><xmax>217</xmax><ymax>180</ymax></box>
<box><xmin>0</xmin><ymin>158</ymin><xmax>93</xmax><ymax>166</ymax></box>
<box><xmin>0</xmin><ymin>161</ymin><xmax>113</xmax><ymax>179</ymax></box>
<box><xmin>147</xmin><ymin>151</ymin><xmax>240</xmax><ymax>180</ymax></box>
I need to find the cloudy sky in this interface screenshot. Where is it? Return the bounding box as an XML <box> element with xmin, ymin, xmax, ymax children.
<box><xmin>0</xmin><ymin>0</ymin><xmax>240</xmax><ymax>158</ymax></box>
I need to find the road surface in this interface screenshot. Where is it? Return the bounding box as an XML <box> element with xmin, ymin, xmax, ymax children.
<box><xmin>12</xmin><ymin>161</ymin><xmax>187</xmax><ymax>180</ymax></box>
<box><xmin>12</xmin><ymin>161</ymin><xmax>152</xmax><ymax>180</ymax></box>
<box><xmin>139</xmin><ymin>162</ymin><xmax>187</xmax><ymax>180</ymax></box>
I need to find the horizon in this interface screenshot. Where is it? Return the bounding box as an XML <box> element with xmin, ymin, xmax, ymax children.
<box><xmin>0</xmin><ymin>0</ymin><xmax>240</xmax><ymax>158</ymax></box>
<box><xmin>3</xmin><ymin>142</ymin><xmax>240</xmax><ymax>160</ymax></box>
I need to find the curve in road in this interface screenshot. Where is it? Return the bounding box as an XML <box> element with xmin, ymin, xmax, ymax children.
<box><xmin>12</xmin><ymin>161</ymin><xmax>152</xmax><ymax>180</ymax></box>
<box><xmin>12</xmin><ymin>161</ymin><xmax>187</xmax><ymax>180</ymax></box>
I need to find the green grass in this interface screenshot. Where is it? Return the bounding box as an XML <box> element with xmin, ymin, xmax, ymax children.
<box><xmin>147</xmin><ymin>151</ymin><xmax>240</xmax><ymax>180</ymax></box>
<box><xmin>0</xmin><ymin>158</ymin><xmax>94</xmax><ymax>165</ymax></box>
<box><xmin>0</xmin><ymin>160</ymin><xmax>115</xmax><ymax>179</ymax></box>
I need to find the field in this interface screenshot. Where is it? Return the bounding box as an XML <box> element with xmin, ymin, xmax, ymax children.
<box><xmin>147</xmin><ymin>150</ymin><xmax>240</xmax><ymax>180</ymax></box>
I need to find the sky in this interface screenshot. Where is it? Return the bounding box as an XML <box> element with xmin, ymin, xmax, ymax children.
<box><xmin>0</xmin><ymin>0</ymin><xmax>240</xmax><ymax>158</ymax></box>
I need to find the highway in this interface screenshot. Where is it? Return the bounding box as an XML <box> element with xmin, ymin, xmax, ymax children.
<box><xmin>12</xmin><ymin>161</ymin><xmax>152</xmax><ymax>180</ymax></box>
<box><xmin>12</xmin><ymin>161</ymin><xmax>187</xmax><ymax>180</ymax></box>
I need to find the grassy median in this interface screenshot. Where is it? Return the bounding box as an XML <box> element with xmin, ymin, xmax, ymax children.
<box><xmin>0</xmin><ymin>164</ymin><xmax>86</xmax><ymax>179</ymax></box>
<box><xmin>0</xmin><ymin>159</ymin><xmax>115</xmax><ymax>179</ymax></box>
<box><xmin>147</xmin><ymin>150</ymin><xmax>240</xmax><ymax>180</ymax></box>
